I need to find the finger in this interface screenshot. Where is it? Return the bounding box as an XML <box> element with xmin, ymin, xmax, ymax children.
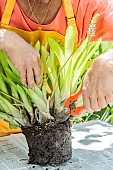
<box><xmin>105</xmin><ymin>93</ymin><xmax>113</xmax><ymax>105</ymax></box>
<box><xmin>19</xmin><ymin>68</ymin><xmax>27</xmax><ymax>87</ymax></box>
<box><xmin>82</xmin><ymin>78</ymin><xmax>90</xmax><ymax>91</ymax></box>
<box><xmin>27</xmin><ymin>67</ymin><xmax>34</xmax><ymax>89</ymax></box>
<box><xmin>82</xmin><ymin>91</ymin><xmax>93</xmax><ymax>113</ymax></box>
<box><xmin>98</xmin><ymin>95</ymin><xmax>107</xmax><ymax>109</ymax></box>
<box><xmin>82</xmin><ymin>81</ymin><xmax>90</xmax><ymax>90</ymax></box>
<box><xmin>33</xmin><ymin>64</ymin><xmax>42</xmax><ymax>86</ymax></box>
<box><xmin>90</xmin><ymin>92</ymin><xmax>101</xmax><ymax>111</ymax></box>
<box><xmin>84</xmin><ymin>77</ymin><xmax>101</xmax><ymax>111</ymax></box>
<box><xmin>37</xmin><ymin>54</ymin><xmax>41</xmax><ymax>68</ymax></box>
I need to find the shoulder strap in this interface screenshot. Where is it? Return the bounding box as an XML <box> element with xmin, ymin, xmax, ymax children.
<box><xmin>63</xmin><ymin>0</ymin><xmax>78</xmax><ymax>46</ymax></box>
<box><xmin>1</xmin><ymin>0</ymin><xmax>16</xmax><ymax>25</ymax></box>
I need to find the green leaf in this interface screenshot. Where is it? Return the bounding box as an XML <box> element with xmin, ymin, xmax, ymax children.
<box><xmin>34</xmin><ymin>40</ymin><xmax>40</xmax><ymax>52</ymax></box>
<box><xmin>40</xmin><ymin>46</ymin><xmax>47</xmax><ymax>78</ymax></box>
<box><xmin>72</xmin><ymin>38</ymin><xmax>102</xmax><ymax>93</ymax></box>
<box><xmin>64</xmin><ymin>26</ymin><xmax>75</xmax><ymax>74</ymax></box>
<box><xmin>0</xmin><ymin>51</ymin><xmax>8</xmax><ymax>69</ymax></box>
<box><xmin>48</xmin><ymin>37</ymin><xmax>64</xmax><ymax>68</ymax></box>
<box><xmin>34</xmin><ymin>83</ymin><xmax>46</xmax><ymax>102</ymax></box>
<box><xmin>5</xmin><ymin>54</ymin><xmax>20</xmax><ymax>77</ymax></box>
<box><xmin>10</xmin><ymin>85</ymin><xmax>19</xmax><ymax>100</ymax></box>
<box><xmin>24</xmin><ymin>87</ymin><xmax>48</xmax><ymax>113</ymax></box>
<box><xmin>0</xmin><ymin>95</ymin><xmax>20</xmax><ymax>118</ymax></box>
<box><xmin>0</xmin><ymin>112</ymin><xmax>19</xmax><ymax>127</ymax></box>
<box><xmin>9</xmin><ymin>124</ymin><xmax>19</xmax><ymax>129</ymax></box>
<box><xmin>16</xmin><ymin>85</ymin><xmax>33</xmax><ymax>113</ymax></box>
<box><xmin>0</xmin><ymin>65</ymin><xmax>10</xmax><ymax>101</ymax></box>
<box><xmin>5</xmin><ymin>67</ymin><xmax>21</xmax><ymax>84</ymax></box>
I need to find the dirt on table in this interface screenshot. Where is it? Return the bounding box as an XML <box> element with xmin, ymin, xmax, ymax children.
<box><xmin>22</xmin><ymin>119</ymin><xmax>72</xmax><ymax>166</ymax></box>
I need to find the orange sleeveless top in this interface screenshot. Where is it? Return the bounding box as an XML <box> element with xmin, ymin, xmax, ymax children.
<box><xmin>0</xmin><ymin>0</ymin><xmax>113</xmax><ymax>43</ymax></box>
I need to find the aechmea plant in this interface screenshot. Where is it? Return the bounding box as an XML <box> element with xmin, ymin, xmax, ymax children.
<box><xmin>0</xmin><ymin>14</ymin><xmax>111</xmax><ymax>128</ymax></box>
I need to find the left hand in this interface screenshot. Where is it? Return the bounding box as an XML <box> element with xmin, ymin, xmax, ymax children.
<box><xmin>82</xmin><ymin>49</ymin><xmax>113</xmax><ymax>113</ymax></box>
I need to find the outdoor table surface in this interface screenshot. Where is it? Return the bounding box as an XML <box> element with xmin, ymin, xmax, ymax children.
<box><xmin>0</xmin><ymin>120</ymin><xmax>113</xmax><ymax>170</ymax></box>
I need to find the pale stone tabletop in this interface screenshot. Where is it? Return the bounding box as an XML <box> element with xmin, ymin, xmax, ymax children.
<box><xmin>0</xmin><ymin>120</ymin><xmax>113</xmax><ymax>170</ymax></box>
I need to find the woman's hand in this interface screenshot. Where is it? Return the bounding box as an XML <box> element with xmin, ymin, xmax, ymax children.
<box><xmin>82</xmin><ymin>49</ymin><xmax>113</xmax><ymax>113</ymax></box>
<box><xmin>2</xmin><ymin>30</ymin><xmax>41</xmax><ymax>89</ymax></box>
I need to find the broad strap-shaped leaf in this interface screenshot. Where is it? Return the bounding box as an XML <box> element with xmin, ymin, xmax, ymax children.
<box><xmin>72</xmin><ymin>38</ymin><xmax>102</xmax><ymax>93</ymax></box>
<box><xmin>16</xmin><ymin>85</ymin><xmax>33</xmax><ymax>114</ymax></box>
<box><xmin>24</xmin><ymin>87</ymin><xmax>48</xmax><ymax>113</ymax></box>
<box><xmin>0</xmin><ymin>65</ymin><xmax>9</xmax><ymax>99</ymax></box>
<box><xmin>73</xmin><ymin>42</ymin><xmax>95</xmax><ymax>72</ymax></box>
<box><xmin>40</xmin><ymin>46</ymin><xmax>47</xmax><ymax>79</ymax></box>
<box><xmin>64</xmin><ymin>26</ymin><xmax>75</xmax><ymax>75</ymax></box>
<box><xmin>71</xmin><ymin>38</ymin><xmax>89</xmax><ymax>69</ymax></box>
<box><xmin>34</xmin><ymin>83</ymin><xmax>46</xmax><ymax>102</ymax></box>
<box><xmin>0</xmin><ymin>95</ymin><xmax>21</xmax><ymax>118</ymax></box>
<box><xmin>34</xmin><ymin>40</ymin><xmax>40</xmax><ymax>52</ymax></box>
<box><xmin>5</xmin><ymin>53</ymin><xmax>20</xmax><ymax>77</ymax></box>
<box><xmin>48</xmin><ymin>37</ymin><xmax>64</xmax><ymax>68</ymax></box>
<box><xmin>5</xmin><ymin>66</ymin><xmax>21</xmax><ymax>84</ymax></box>
<box><xmin>0</xmin><ymin>112</ymin><xmax>19</xmax><ymax>126</ymax></box>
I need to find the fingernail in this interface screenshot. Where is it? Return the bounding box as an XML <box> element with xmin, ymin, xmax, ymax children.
<box><xmin>32</xmin><ymin>86</ymin><xmax>34</xmax><ymax>90</ymax></box>
<box><xmin>30</xmin><ymin>86</ymin><xmax>34</xmax><ymax>90</ymax></box>
<box><xmin>23</xmin><ymin>83</ymin><xmax>27</xmax><ymax>88</ymax></box>
<box><xmin>96</xmin><ymin>109</ymin><xmax>101</xmax><ymax>112</ymax></box>
<box><xmin>82</xmin><ymin>86</ymin><xmax>87</xmax><ymax>91</ymax></box>
<box><xmin>86</xmin><ymin>109</ymin><xmax>94</xmax><ymax>113</ymax></box>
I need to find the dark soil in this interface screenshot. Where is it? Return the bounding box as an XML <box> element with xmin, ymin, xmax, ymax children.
<box><xmin>22</xmin><ymin>119</ymin><xmax>72</xmax><ymax>166</ymax></box>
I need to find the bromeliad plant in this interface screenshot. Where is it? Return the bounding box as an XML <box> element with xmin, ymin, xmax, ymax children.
<box><xmin>0</xmin><ymin>14</ymin><xmax>112</xmax><ymax>128</ymax></box>
<box><xmin>1</xmin><ymin>14</ymin><xmax>113</xmax><ymax>165</ymax></box>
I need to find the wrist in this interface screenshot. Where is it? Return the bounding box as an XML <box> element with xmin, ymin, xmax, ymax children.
<box><xmin>0</xmin><ymin>30</ymin><xmax>18</xmax><ymax>52</ymax></box>
<box><xmin>0</xmin><ymin>29</ymin><xmax>7</xmax><ymax>50</ymax></box>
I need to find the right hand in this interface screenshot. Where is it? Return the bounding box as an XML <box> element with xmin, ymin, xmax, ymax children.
<box><xmin>82</xmin><ymin>49</ymin><xmax>113</xmax><ymax>113</ymax></box>
<box><xmin>2</xmin><ymin>30</ymin><xmax>41</xmax><ymax>89</ymax></box>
